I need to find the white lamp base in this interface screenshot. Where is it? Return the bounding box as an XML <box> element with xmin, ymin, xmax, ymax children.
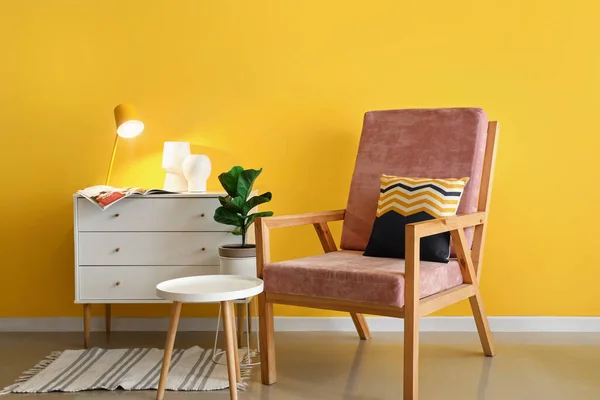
<box><xmin>163</xmin><ymin>172</ymin><xmax>188</xmax><ymax>192</ymax></box>
<box><xmin>187</xmin><ymin>180</ymin><xmax>207</xmax><ymax>193</ymax></box>
<box><xmin>183</xmin><ymin>155</ymin><xmax>212</xmax><ymax>193</ymax></box>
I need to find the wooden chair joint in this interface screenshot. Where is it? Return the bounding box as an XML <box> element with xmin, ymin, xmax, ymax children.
<box><xmin>408</xmin><ymin>211</ymin><xmax>486</xmax><ymax>239</ymax></box>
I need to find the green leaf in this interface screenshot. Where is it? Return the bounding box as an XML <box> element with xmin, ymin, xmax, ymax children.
<box><xmin>218</xmin><ymin>195</ymin><xmax>232</xmax><ymax>206</ymax></box>
<box><xmin>245</xmin><ymin>210</ymin><xmax>274</xmax><ymax>229</ymax></box>
<box><xmin>222</xmin><ymin>202</ymin><xmax>241</xmax><ymax>213</ymax></box>
<box><xmin>218</xmin><ymin>166</ymin><xmax>244</xmax><ymax>197</ymax></box>
<box><xmin>231</xmin><ymin>226</ymin><xmax>243</xmax><ymax>235</ymax></box>
<box><xmin>242</xmin><ymin>192</ymin><xmax>272</xmax><ymax>215</ymax></box>
<box><xmin>214</xmin><ymin>207</ymin><xmax>243</xmax><ymax>227</ymax></box>
<box><xmin>217</xmin><ymin>195</ymin><xmax>242</xmax><ymax>213</ymax></box>
<box><xmin>232</xmin><ymin>196</ymin><xmax>245</xmax><ymax>211</ymax></box>
<box><xmin>237</xmin><ymin>168</ymin><xmax>262</xmax><ymax>200</ymax></box>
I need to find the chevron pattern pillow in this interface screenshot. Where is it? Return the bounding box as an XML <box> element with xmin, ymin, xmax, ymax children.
<box><xmin>363</xmin><ymin>175</ymin><xmax>470</xmax><ymax>263</ymax></box>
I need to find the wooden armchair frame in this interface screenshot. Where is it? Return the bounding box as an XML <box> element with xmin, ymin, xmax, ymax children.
<box><xmin>255</xmin><ymin>121</ymin><xmax>500</xmax><ymax>400</ymax></box>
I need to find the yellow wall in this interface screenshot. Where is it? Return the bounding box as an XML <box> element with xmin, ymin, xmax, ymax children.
<box><xmin>1</xmin><ymin>1</ymin><xmax>598</xmax><ymax>318</ymax></box>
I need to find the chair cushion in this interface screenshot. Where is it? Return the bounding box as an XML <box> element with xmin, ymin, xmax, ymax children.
<box><xmin>363</xmin><ymin>175</ymin><xmax>469</xmax><ymax>263</ymax></box>
<box><xmin>341</xmin><ymin>108</ymin><xmax>488</xmax><ymax>257</ymax></box>
<box><xmin>263</xmin><ymin>250</ymin><xmax>463</xmax><ymax>308</ymax></box>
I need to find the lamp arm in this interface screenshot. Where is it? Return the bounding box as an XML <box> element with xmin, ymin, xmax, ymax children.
<box><xmin>105</xmin><ymin>134</ymin><xmax>119</xmax><ymax>186</ymax></box>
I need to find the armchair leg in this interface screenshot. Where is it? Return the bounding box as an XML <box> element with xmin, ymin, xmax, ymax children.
<box><xmin>403</xmin><ymin>311</ymin><xmax>419</xmax><ymax>400</ymax></box>
<box><xmin>350</xmin><ymin>313</ymin><xmax>371</xmax><ymax>340</ymax></box>
<box><xmin>258</xmin><ymin>293</ymin><xmax>276</xmax><ymax>385</ymax></box>
<box><xmin>470</xmin><ymin>291</ymin><xmax>496</xmax><ymax>357</ymax></box>
<box><xmin>404</xmin><ymin>226</ymin><xmax>420</xmax><ymax>400</ymax></box>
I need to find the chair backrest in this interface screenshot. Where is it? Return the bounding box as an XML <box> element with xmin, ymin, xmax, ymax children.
<box><xmin>340</xmin><ymin>108</ymin><xmax>490</xmax><ymax>254</ymax></box>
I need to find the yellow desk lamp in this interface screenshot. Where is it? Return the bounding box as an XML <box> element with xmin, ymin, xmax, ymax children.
<box><xmin>105</xmin><ymin>104</ymin><xmax>144</xmax><ymax>185</ymax></box>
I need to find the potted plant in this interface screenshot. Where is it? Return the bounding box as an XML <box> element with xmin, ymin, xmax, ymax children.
<box><xmin>214</xmin><ymin>166</ymin><xmax>273</xmax><ymax>277</ymax></box>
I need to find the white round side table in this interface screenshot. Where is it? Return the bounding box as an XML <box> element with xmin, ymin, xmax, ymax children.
<box><xmin>155</xmin><ymin>275</ymin><xmax>264</xmax><ymax>400</ymax></box>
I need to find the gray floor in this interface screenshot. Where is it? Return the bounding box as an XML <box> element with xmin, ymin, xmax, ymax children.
<box><xmin>1</xmin><ymin>331</ymin><xmax>599</xmax><ymax>400</ymax></box>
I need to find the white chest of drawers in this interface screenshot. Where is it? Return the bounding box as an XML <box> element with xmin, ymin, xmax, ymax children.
<box><xmin>73</xmin><ymin>192</ymin><xmax>238</xmax><ymax>346</ymax></box>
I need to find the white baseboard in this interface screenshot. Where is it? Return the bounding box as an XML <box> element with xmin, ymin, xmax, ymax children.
<box><xmin>1</xmin><ymin>316</ymin><xmax>599</xmax><ymax>333</ymax></box>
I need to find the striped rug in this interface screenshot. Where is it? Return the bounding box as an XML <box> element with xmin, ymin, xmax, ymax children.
<box><xmin>1</xmin><ymin>346</ymin><xmax>251</xmax><ymax>395</ymax></box>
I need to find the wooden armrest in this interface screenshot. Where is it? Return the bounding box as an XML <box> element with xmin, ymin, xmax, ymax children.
<box><xmin>260</xmin><ymin>209</ymin><xmax>345</xmax><ymax>229</ymax></box>
<box><xmin>255</xmin><ymin>209</ymin><xmax>345</xmax><ymax>276</ymax></box>
<box><xmin>406</xmin><ymin>212</ymin><xmax>486</xmax><ymax>238</ymax></box>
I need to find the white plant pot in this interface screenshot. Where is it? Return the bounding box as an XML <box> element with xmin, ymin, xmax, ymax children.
<box><xmin>218</xmin><ymin>245</ymin><xmax>257</xmax><ymax>278</ymax></box>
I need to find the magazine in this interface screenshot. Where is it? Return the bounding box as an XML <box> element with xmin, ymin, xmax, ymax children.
<box><xmin>77</xmin><ymin>185</ymin><xmax>175</xmax><ymax>210</ymax></box>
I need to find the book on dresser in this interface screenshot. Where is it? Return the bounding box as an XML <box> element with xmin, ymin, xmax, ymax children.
<box><xmin>72</xmin><ymin>192</ymin><xmax>245</xmax><ymax>347</ymax></box>
<box><xmin>76</xmin><ymin>185</ymin><xmax>176</xmax><ymax>210</ymax></box>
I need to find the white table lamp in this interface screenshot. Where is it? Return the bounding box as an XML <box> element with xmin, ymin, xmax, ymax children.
<box><xmin>162</xmin><ymin>142</ymin><xmax>191</xmax><ymax>192</ymax></box>
<box><xmin>182</xmin><ymin>154</ymin><xmax>211</xmax><ymax>192</ymax></box>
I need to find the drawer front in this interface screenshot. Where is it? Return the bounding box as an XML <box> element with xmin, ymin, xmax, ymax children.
<box><xmin>78</xmin><ymin>266</ymin><xmax>219</xmax><ymax>300</ymax></box>
<box><xmin>76</xmin><ymin>197</ymin><xmax>229</xmax><ymax>232</ymax></box>
<box><xmin>78</xmin><ymin>232</ymin><xmax>238</xmax><ymax>266</ymax></box>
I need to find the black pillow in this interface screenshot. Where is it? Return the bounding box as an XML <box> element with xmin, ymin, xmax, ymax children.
<box><xmin>363</xmin><ymin>175</ymin><xmax>469</xmax><ymax>263</ymax></box>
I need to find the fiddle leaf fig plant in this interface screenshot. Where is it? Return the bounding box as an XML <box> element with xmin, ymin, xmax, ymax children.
<box><xmin>214</xmin><ymin>166</ymin><xmax>273</xmax><ymax>247</ymax></box>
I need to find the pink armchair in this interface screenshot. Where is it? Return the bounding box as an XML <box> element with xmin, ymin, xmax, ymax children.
<box><xmin>255</xmin><ymin>108</ymin><xmax>499</xmax><ymax>400</ymax></box>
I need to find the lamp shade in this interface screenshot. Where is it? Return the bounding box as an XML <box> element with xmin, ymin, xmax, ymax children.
<box><xmin>114</xmin><ymin>103</ymin><xmax>144</xmax><ymax>138</ymax></box>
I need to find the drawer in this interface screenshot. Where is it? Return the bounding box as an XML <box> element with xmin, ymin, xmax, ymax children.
<box><xmin>78</xmin><ymin>232</ymin><xmax>238</xmax><ymax>266</ymax></box>
<box><xmin>76</xmin><ymin>197</ymin><xmax>229</xmax><ymax>232</ymax></box>
<box><xmin>78</xmin><ymin>266</ymin><xmax>219</xmax><ymax>300</ymax></box>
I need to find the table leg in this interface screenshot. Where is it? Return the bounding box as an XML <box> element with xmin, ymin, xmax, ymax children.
<box><xmin>105</xmin><ymin>304</ymin><xmax>111</xmax><ymax>334</ymax></box>
<box><xmin>157</xmin><ymin>302</ymin><xmax>182</xmax><ymax>400</ymax></box>
<box><xmin>247</xmin><ymin>300</ymin><xmax>252</xmax><ymax>341</ymax></box>
<box><xmin>236</xmin><ymin>303</ymin><xmax>244</xmax><ymax>348</ymax></box>
<box><xmin>222</xmin><ymin>301</ymin><xmax>239</xmax><ymax>400</ymax></box>
<box><xmin>228</xmin><ymin>302</ymin><xmax>241</xmax><ymax>380</ymax></box>
<box><xmin>83</xmin><ymin>304</ymin><xmax>91</xmax><ymax>348</ymax></box>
